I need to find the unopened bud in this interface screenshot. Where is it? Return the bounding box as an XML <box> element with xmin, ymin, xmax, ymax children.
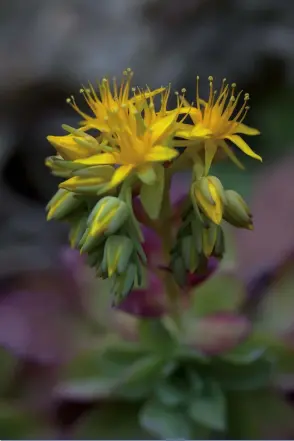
<box><xmin>81</xmin><ymin>196</ymin><xmax>129</xmax><ymax>252</ymax></box>
<box><xmin>103</xmin><ymin>235</ymin><xmax>134</xmax><ymax>277</ymax></box>
<box><xmin>46</xmin><ymin>189</ymin><xmax>83</xmax><ymax>221</ymax></box>
<box><xmin>191</xmin><ymin>176</ymin><xmax>224</xmax><ymax>225</ymax></box>
<box><xmin>223</xmin><ymin>190</ymin><xmax>253</xmax><ymax>230</ymax></box>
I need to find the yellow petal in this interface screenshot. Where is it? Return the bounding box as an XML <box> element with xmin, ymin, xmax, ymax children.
<box><xmin>74</xmin><ymin>153</ymin><xmax>117</xmax><ymax>165</ymax></box>
<box><xmin>47</xmin><ymin>135</ymin><xmax>97</xmax><ymax>161</ymax></box>
<box><xmin>150</xmin><ymin>112</ymin><xmax>177</xmax><ymax>144</ymax></box>
<box><xmin>177</xmin><ymin>125</ymin><xmax>211</xmax><ymax>140</ymax></box>
<box><xmin>109</xmin><ymin>164</ymin><xmax>134</xmax><ymax>188</ymax></box>
<box><xmin>234</xmin><ymin>123</ymin><xmax>260</xmax><ymax>136</ymax></box>
<box><xmin>146</xmin><ymin>145</ymin><xmax>179</xmax><ymax>162</ymax></box>
<box><xmin>226</xmin><ymin>135</ymin><xmax>262</xmax><ymax>162</ymax></box>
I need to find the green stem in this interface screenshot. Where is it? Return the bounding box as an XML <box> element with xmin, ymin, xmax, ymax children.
<box><xmin>158</xmin><ymin>171</ymin><xmax>182</xmax><ymax>328</ymax></box>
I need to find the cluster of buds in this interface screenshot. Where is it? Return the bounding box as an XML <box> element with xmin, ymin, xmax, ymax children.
<box><xmin>45</xmin><ymin>70</ymin><xmax>261</xmax><ymax>307</ymax></box>
<box><xmin>47</xmin><ymin>189</ymin><xmax>147</xmax><ymax>303</ymax></box>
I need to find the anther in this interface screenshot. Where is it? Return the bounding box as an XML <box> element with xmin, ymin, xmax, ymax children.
<box><xmin>208</xmin><ymin>76</ymin><xmax>213</xmax><ymax>81</ymax></box>
<box><xmin>66</xmin><ymin>98</ymin><xmax>71</xmax><ymax>103</ymax></box>
<box><xmin>181</xmin><ymin>88</ymin><xmax>186</xmax><ymax>93</ymax></box>
<box><xmin>79</xmin><ymin>88</ymin><xmax>84</xmax><ymax>93</ymax></box>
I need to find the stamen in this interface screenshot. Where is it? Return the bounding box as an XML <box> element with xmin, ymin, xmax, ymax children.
<box><xmin>196</xmin><ymin>76</ymin><xmax>200</xmax><ymax>109</ymax></box>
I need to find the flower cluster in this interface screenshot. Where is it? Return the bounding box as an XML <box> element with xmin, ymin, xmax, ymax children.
<box><xmin>46</xmin><ymin>69</ymin><xmax>261</xmax><ymax>305</ymax></box>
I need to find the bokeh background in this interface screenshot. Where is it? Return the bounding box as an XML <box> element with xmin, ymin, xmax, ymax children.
<box><xmin>1</xmin><ymin>0</ymin><xmax>294</xmax><ymax>438</ymax></box>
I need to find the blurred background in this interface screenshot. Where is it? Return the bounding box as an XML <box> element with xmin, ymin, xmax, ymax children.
<box><xmin>1</xmin><ymin>0</ymin><xmax>294</xmax><ymax>438</ymax></box>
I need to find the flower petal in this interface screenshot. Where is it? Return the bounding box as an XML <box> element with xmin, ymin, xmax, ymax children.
<box><xmin>146</xmin><ymin>145</ymin><xmax>179</xmax><ymax>162</ymax></box>
<box><xmin>177</xmin><ymin>125</ymin><xmax>211</xmax><ymax>140</ymax></box>
<box><xmin>150</xmin><ymin>112</ymin><xmax>177</xmax><ymax>144</ymax></box>
<box><xmin>74</xmin><ymin>153</ymin><xmax>117</xmax><ymax>165</ymax></box>
<box><xmin>109</xmin><ymin>164</ymin><xmax>134</xmax><ymax>187</ymax></box>
<box><xmin>226</xmin><ymin>135</ymin><xmax>262</xmax><ymax>162</ymax></box>
<box><xmin>234</xmin><ymin>123</ymin><xmax>260</xmax><ymax>136</ymax></box>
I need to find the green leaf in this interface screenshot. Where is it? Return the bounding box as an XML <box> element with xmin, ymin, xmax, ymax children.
<box><xmin>139</xmin><ymin>398</ymin><xmax>193</xmax><ymax>439</ymax></box>
<box><xmin>221</xmin><ymin>331</ymin><xmax>267</xmax><ymax>364</ymax></box>
<box><xmin>75</xmin><ymin>402</ymin><xmax>153</xmax><ymax>440</ymax></box>
<box><xmin>227</xmin><ymin>389</ymin><xmax>294</xmax><ymax>440</ymax></box>
<box><xmin>139</xmin><ymin>164</ymin><xmax>165</xmax><ymax>219</ymax></box>
<box><xmin>209</xmin><ymin>356</ymin><xmax>273</xmax><ymax>391</ymax></box>
<box><xmin>191</xmin><ymin>271</ymin><xmax>245</xmax><ymax>316</ymax></box>
<box><xmin>155</xmin><ymin>381</ymin><xmax>187</xmax><ymax>407</ymax></box>
<box><xmin>155</xmin><ymin>367</ymin><xmax>191</xmax><ymax>407</ymax></box>
<box><xmin>114</xmin><ymin>355</ymin><xmax>167</xmax><ymax>399</ymax></box>
<box><xmin>0</xmin><ymin>403</ymin><xmax>43</xmax><ymax>439</ymax></box>
<box><xmin>138</xmin><ymin>318</ymin><xmax>177</xmax><ymax>356</ymax></box>
<box><xmin>188</xmin><ymin>381</ymin><xmax>226</xmax><ymax>432</ymax></box>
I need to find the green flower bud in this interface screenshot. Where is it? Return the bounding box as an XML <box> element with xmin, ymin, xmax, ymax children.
<box><xmin>170</xmin><ymin>253</ymin><xmax>187</xmax><ymax>287</ymax></box>
<box><xmin>68</xmin><ymin>214</ymin><xmax>88</xmax><ymax>248</ymax></box>
<box><xmin>81</xmin><ymin>196</ymin><xmax>129</xmax><ymax>252</ymax></box>
<box><xmin>103</xmin><ymin>235</ymin><xmax>134</xmax><ymax>277</ymax></box>
<box><xmin>223</xmin><ymin>190</ymin><xmax>253</xmax><ymax>230</ymax></box>
<box><xmin>180</xmin><ymin>235</ymin><xmax>200</xmax><ymax>273</ymax></box>
<box><xmin>112</xmin><ymin>262</ymin><xmax>137</xmax><ymax>304</ymax></box>
<box><xmin>213</xmin><ymin>226</ymin><xmax>225</xmax><ymax>258</ymax></box>
<box><xmin>46</xmin><ymin>189</ymin><xmax>83</xmax><ymax>221</ymax></box>
<box><xmin>59</xmin><ymin>166</ymin><xmax>114</xmax><ymax>195</ymax></box>
<box><xmin>202</xmin><ymin>222</ymin><xmax>218</xmax><ymax>257</ymax></box>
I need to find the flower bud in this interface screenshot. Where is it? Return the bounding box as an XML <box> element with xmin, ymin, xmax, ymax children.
<box><xmin>223</xmin><ymin>190</ymin><xmax>253</xmax><ymax>230</ymax></box>
<box><xmin>60</xmin><ymin>165</ymin><xmax>114</xmax><ymax>195</ymax></box>
<box><xmin>47</xmin><ymin>131</ymin><xmax>100</xmax><ymax>161</ymax></box>
<box><xmin>191</xmin><ymin>176</ymin><xmax>224</xmax><ymax>225</ymax></box>
<box><xmin>46</xmin><ymin>189</ymin><xmax>83</xmax><ymax>221</ymax></box>
<box><xmin>112</xmin><ymin>263</ymin><xmax>138</xmax><ymax>304</ymax></box>
<box><xmin>103</xmin><ymin>235</ymin><xmax>134</xmax><ymax>277</ymax></box>
<box><xmin>81</xmin><ymin>196</ymin><xmax>129</xmax><ymax>252</ymax></box>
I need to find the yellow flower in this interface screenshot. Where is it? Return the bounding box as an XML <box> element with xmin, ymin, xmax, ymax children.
<box><xmin>67</xmin><ymin>68</ymin><xmax>165</xmax><ymax>133</ymax></box>
<box><xmin>176</xmin><ymin>76</ymin><xmax>261</xmax><ymax>173</ymax></box>
<box><xmin>74</xmin><ymin>105</ymin><xmax>179</xmax><ymax>189</ymax></box>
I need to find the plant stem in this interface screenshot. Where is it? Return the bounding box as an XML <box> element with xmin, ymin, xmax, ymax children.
<box><xmin>158</xmin><ymin>171</ymin><xmax>182</xmax><ymax>328</ymax></box>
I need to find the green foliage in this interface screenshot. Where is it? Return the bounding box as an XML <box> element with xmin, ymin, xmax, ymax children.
<box><xmin>191</xmin><ymin>271</ymin><xmax>246</xmax><ymax>316</ymax></box>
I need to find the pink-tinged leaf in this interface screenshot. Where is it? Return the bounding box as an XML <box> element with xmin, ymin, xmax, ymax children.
<box><xmin>186</xmin><ymin>257</ymin><xmax>219</xmax><ymax>288</ymax></box>
<box><xmin>184</xmin><ymin>313</ymin><xmax>251</xmax><ymax>355</ymax></box>
<box><xmin>116</xmin><ymin>273</ymin><xmax>166</xmax><ymax>318</ymax></box>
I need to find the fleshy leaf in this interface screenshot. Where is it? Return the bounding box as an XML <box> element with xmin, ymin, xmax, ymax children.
<box><xmin>139</xmin><ymin>398</ymin><xmax>194</xmax><ymax>439</ymax></box>
<box><xmin>188</xmin><ymin>380</ymin><xmax>226</xmax><ymax>432</ymax></box>
<box><xmin>139</xmin><ymin>164</ymin><xmax>165</xmax><ymax>219</ymax></box>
